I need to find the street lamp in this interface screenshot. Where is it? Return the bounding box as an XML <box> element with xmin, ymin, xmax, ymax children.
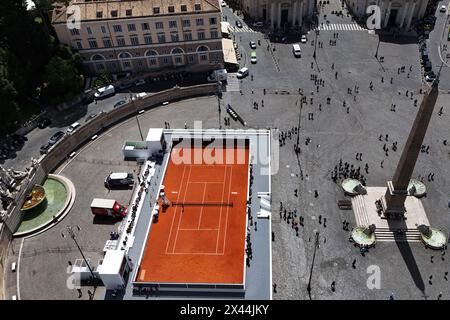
<box><xmin>130</xmin><ymin>92</ymin><xmax>144</xmax><ymax>141</ymax></box>
<box><xmin>374</xmin><ymin>37</ymin><xmax>381</xmax><ymax>59</ymax></box>
<box><xmin>313</xmin><ymin>29</ymin><xmax>318</xmax><ymax>60</ymax></box>
<box><xmin>61</xmin><ymin>225</ymin><xmax>96</xmax><ymax>281</ymax></box>
<box><xmin>306</xmin><ymin>231</ymin><xmax>320</xmax><ymax>300</ymax></box>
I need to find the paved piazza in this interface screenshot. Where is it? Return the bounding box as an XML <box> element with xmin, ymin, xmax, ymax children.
<box><xmin>3</xmin><ymin>2</ymin><xmax>450</xmax><ymax>301</ymax></box>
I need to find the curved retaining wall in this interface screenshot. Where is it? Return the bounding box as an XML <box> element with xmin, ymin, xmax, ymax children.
<box><xmin>4</xmin><ymin>83</ymin><xmax>219</xmax><ymax>234</ymax></box>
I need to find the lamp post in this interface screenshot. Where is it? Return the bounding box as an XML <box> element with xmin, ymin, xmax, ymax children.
<box><xmin>313</xmin><ymin>29</ymin><xmax>318</xmax><ymax>60</ymax></box>
<box><xmin>374</xmin><ymin>37</ymin><xmax>381</xmax><ymax>59</ymax></box>
<box><xmin>306</xmin><ymin>231</ymin><xmax>319</xmax><ymax>300</ymax></box>
<box><xmin>130</xmin><ymin>92</ymin><xmax>144</xmax><ymax>141</ymax></box>
<box><xmin>217</xmin><ymin>79</ymin><xmax>222</xmax><ymax>129</ymax></box>
<box><xmin>61</xmin><ymin>225</ymin><xmax>96</xmax><ymax>281</ymax></box>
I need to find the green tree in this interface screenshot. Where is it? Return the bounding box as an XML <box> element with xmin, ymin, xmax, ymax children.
<box><xmin>42</xmin><ymin>56</ymin><xmax>83</xmax><ymax>106</ymax></box>
<box><xmin>0</xmin><ymin>48</ymin><xmax>20</xmax><ymax>133</ymax></box>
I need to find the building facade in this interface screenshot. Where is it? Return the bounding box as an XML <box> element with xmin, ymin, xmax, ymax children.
<box><xmin>346</xmin><ymin>0</ymin><xmax>429</xmax><ymax>29</ymax></box>
<box><xmin>241</xmin><ymin>0</ymin><xmax>315</xmax><ymax>29</ymax></box>
<box><xmin>51</xmin><ymin>0</ymin><xmax>224</xmax><ymax>76</ymax></box>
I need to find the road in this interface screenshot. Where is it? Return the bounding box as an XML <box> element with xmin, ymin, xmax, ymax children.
<box><xmin>427</xmin><ymin>1</ymin><xmax>450</xmax><ymax>87</ymax></box>
<box><xmin>1</xmin><ymin>74</ymin><xmax>208</xmax><ymax>172</ymax></box>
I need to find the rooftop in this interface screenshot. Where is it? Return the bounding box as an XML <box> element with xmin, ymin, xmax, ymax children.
<box><xmin>52</xmin><ymin>0</ymin><xmax>221</xmax><ymax>24</ymax></box>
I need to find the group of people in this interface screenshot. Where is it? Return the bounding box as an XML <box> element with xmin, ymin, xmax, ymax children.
<box><xmin>278</xmin><ymin>127</ymin><xmax>299</xmax><ymax>148</ymax></box>
<box><xmin>330</xmin><ymin>158</ymin><xmax>367</xmax><ymax>186</ymax></box>
<box><xmin>279</xmin><ymin>202</ymin><xmax>302</xmax><ymax>237</ymax></box>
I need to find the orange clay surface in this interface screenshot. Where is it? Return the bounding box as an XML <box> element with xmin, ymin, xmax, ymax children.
<box><xmin>136</xmin><ymin>145</ymin><xmax>249</xmax><ymax>284</ymax></box>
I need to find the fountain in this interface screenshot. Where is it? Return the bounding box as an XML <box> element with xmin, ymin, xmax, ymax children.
<box><xmin>21</xmin><ymin>184</ymin><xmax>47</xmax><ymax>211</ymax></box>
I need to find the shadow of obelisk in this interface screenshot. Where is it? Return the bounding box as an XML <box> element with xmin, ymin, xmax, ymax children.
<box><xmin>375</xmin><ymin>79</ymin><xmax>439</xmax><ymax>295</ymax></box>
<box><xmin>379</xmin><ymin>80</ymin><xmax>439</xmax><ymax>219</ymax></box>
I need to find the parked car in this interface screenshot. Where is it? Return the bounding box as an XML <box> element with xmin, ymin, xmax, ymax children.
<box><xmin>66</xmin><ymin>122</ymin><xmax>80</xmax><ymax>134</ymax></box>
<box><xmin>135</xmin><ymin>79</ymin><xmax>146</xmax><ymax>86</ymax></box>
<box><xmin>132</xmin><ymin>92</ymin><xmax>147</xmax><ymax>101</ymax></box>
<box><xmin>40</xmin><ymin>143</ymin><xmax>52</xmax><ymax>154</ymax></box>
<box><xmin>114</xmin><ymin>100</ymin><xmax>127</xmax><ymax>108</ymax></box>
<box><xmin>118</xmin><ymin>82</ymin><xmax>133</xmax><ymax>90</ymax></box>
<box><xmin>235</xmin><ymin>20</ymin><xmax>243</xmax><ymax>28</ymax></box>
<box><xmin>253</xmin><ymin>21</ymin><xmax>264</xmax><ymax>28</ymax></box>
<box><xmin>48</xmin><ymin>131</ymin><xmax>65</xmax><ymax>145</ymax></box>
<box><xmin>94</xmin><ymin>85</ymin><xmax>115</xmax><ymax>100</ymax></box>
<box><xmin>85</xmin><ymin>111</ymin><xmax>105</xmax><ymax>122</ymax></box>
<box><xmin>37</xmin><ymin>117</ymin><xmax>51</xmax><ymax>129</ymax></box>
<box><xmin>104</xmin><ymin>172</ymin><xmax>134</xmax><ymax>189</ymax></box>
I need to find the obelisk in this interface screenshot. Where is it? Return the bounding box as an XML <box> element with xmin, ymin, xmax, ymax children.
<box><xmin>381</xmin><ymin>79</ymin><xmax>439</xmax><ymax>219</ymax></box>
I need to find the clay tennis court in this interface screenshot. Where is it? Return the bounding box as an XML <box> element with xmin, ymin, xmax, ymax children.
<box><xmin>136</xmin><ymin>140</ymin><xmax>250</xmax><ymax>284</ymax></box>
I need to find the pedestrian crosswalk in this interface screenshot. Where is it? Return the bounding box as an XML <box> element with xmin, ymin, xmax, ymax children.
<box><xmin>314</xmin><ymin>23</ymin><xmax>367</xmax><ymax>31</ymax></box>
<box><xmin>226</xmin><ymin>73</ymin><xmax>240</xmax><ymax>92</ymax></box>
<box><xmin>229</xmin><ymin>25</ymin><xmax>258</xmax><ymax>33</ymax></box>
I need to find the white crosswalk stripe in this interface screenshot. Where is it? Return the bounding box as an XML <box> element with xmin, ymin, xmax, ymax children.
<box><xmin>229</xmin><ymin>25</ymin><xmax>258</xmax><ymax>33</ymax></box>
<box><xmin>226</xmin><ymin>73</ymin><xmax>240</xmax><ymax>92</ymax></box>
<box><xmin>315</xmin><ymin>23</ymin><xmax>366</xmax><ymax>31</ymax></box>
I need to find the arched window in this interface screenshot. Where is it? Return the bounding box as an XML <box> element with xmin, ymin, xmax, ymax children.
<box><xmin>197</xmin><ymin>45</ymin><xmax>209</xmax><ymax>52</ymax></box>
<box><xmin>118</xmin><ymin>52</ymin><xmax>132</xmax><ymax>70</ymax></box>
<box><xmin>171</xmin><ymin>47</ymin><xmax>184</xmax><ymax>54</ymax></box>
<box><xmin>171</xmin><ymin>47</ymin><xmax>185</xmax><ymax>66</ymax></box>
<box><xmin>145</xmin><ymin>50</ymin><xmax>159</xmax><ymax>68</ymax></box>
<box><xmin>197</xmin><ymin>45</ymin><xmax>209</xmax><ymax>62</ymax></box>
<box><xmin>91</xmin><ymin>54</ymin><xmax>106</xmax><ymax>72</ymax></box>
<box><xmin>118</xmin><ymin>52</ymin><xmax>132</xmax><ymax>59</ymax></box>
<box><xmin>91</xmin><ymin>54</ymin><xmax>106</xmax><ymax>61</ymax></box>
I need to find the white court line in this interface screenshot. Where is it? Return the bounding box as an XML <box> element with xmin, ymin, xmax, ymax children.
<box><xmin>221</xmin><ymin>166</ymin><xmax>233</xmax><ymax>254</ymax></box>
<box><xmin>215</xmin><ymin>166</ymin><xmax>228</xmax><ymax>254</ymax></box>
<box><xmin>166</xmin><ymin>252</ymin><xmax>225</xmax><ymax>255</ymax></box>
<box><xmin>188</xmin><ymin>181</ymin><xmax>224</xmax><ymax>184</ymax></box>
<box><xmin>197</xmin><ymin>183</ymin><xmax>208</xmax><ymax>229</ymax></box>
<box><xmin>179</xmin><ymin>228</ymin><xmax>219</xmax><ymax>231</ymax></box>
<box><xmin>171</xmin><ymin>166</ymin><xmax>192</xmax><ymax>253</ymax></box>
<box><xmin>164</xmin><ymin>166</ymin><xmax>187</xmax><ymax>254</ymax></box>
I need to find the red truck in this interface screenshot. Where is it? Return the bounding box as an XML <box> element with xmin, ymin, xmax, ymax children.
<box><xmin>90</xmin><ymin>198</ymin><xmax>127</xmax><ymax>218</ymax></box>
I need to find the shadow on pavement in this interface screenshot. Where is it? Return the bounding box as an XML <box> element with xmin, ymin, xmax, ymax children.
<box><xmin>388</xmin><ymin>218</ymin><xmax>426</xmax><ymax>295</ymax></box>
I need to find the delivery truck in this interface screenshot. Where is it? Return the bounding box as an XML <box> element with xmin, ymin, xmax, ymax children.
<box><xmin>90</xmin><ymin>198</ymin><xmax>127</xmax><ymax>218</ymax></box>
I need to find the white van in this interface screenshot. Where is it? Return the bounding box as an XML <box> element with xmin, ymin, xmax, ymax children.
<box><xmin>236</xmin><ymin>67</ymin><xmax>249</xmax><ymax>79</ymax></box>
<box><xmin>94</xmin><ymin>85</ymin><xmax>115</xmax><ymax>100</ymax></box>
<box><xmin>66</xmin><ymin>122</ymin><xmax>80</xmax><ymax>134</ymax></box>
<box><xmin>292</xmin><ymin>44</ymin><xmax>302</xmax><ymax>58</ymax></box>
<box><xmin>132</xmin><ymin>92</ymin><xmax>147</xmax><ymax>101</ymax></box>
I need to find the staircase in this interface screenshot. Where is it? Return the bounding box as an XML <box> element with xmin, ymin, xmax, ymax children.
<box><xmin>352</xmin><ymin>195</ymin><xmax>370</xmax><ymax>227</ymax></box>
<box><xmin>374</xmin><ymin>228</ymin><xmax>422</xmax><ymax>242</ymax></box>
<box><xmin>351</xmin><ymin>195</ymin><xmax>422</xmax><ymax>242</ymax></box>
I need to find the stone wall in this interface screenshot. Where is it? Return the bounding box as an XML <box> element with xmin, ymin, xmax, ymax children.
<box><xmin>0</xmin><ymin>223</ymin><xmax>12</xmax><ymax>300</ymax></box>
